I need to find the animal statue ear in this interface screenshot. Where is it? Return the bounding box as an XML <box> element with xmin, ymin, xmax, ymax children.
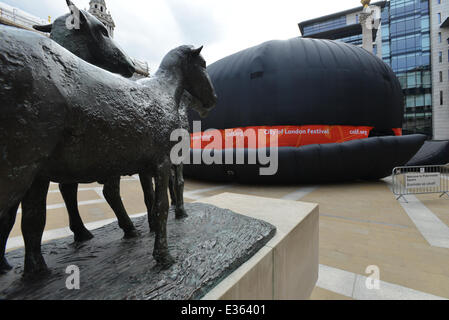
<box><xmin>191</xmin><ymin>46</ymin><xmax>203</xmax><ymax>56</ymax></box>
<box><xmin>66</xmin><ymin>0</ymin><xmax>88</xmax><ymax>28</ymax></box>
<box><xmin>66</xmin><ymin>0</ymin><xmax>77</xmax><ymax>11</ymax></box>
<box><xmin>33</xmin><ymin>24</ymin><xmax>53</xmax><ymax>33</ymax></box>
<box><xmin>78</xmin><ymin>9</ymin><xmax>88</xmax><ymax>24</ymax></box>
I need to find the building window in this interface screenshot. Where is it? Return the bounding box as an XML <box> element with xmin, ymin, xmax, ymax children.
<box><xmin>438</xmin><ymin>13</ymin><xmax>442</xmax><ymax>23</ymax></box>
<box><xmin>439</xmin><ymin>32</ymin><xmax>442</xmax><ymax>42</ymax></box>
<box><xmin>440</xmin><ymin>71</ymin><xmax>443</xmax><ymax>82</ymax></box>
<box><xmin>440</xmin><ymin>51</ymin><xmax>443</xmax><ymax>63</ymax></box>
<box><xmin>440</xmin><ymin>91</ymin><xmax>444</xmax><ymax>105</ymax></box>
<box><xmin>422</xmin><ymin>34</ymin><xmax>431</xmax><ymax>51</ymax></box>
<box><xmin>421</xmin><ymin>16</ymin><xmax>430</xmax><ymax>32</ymax></box>
<box><xmin>438</xmin><ymin>0</ymin><xmax>441</xmax><ymax>4</ymax></box>
<box><xmin>302</xmin><ymin>16</ymin><xmax>347</xmax><ymax>36</ymax></box>
<box><xmin>426</xmin><ymin>93</ymin><xmax>432</xmax><ymax>106</ymax></box>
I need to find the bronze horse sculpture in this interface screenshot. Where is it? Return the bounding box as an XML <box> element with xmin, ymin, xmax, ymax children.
<box><xmin>32</xmin><ymin>1</ymin><xmax>140</xmax><ymax>245</ymax></box>
<box><xmin>0</xmin><ymin>1</ymin><xmax>203</xmax><ymax>274</ymax></box>
<box><xmin>0</xmin><ymin>0</ymin><xmax>140</xmax><ymax>273</ymax></box>
<box><xmin>33</xmin><ymin>0</ymin><xmax>192</xmax><ymax>242</ymax></box>
<box><xmin>34</xmin><ymin>0</ymin><xmax>135</xmax><ymax>78</ymax></box>
<box><xmin>0</xmin><ymin>22</ymin><xmax>217</xmax><ymax>275</ymax></box>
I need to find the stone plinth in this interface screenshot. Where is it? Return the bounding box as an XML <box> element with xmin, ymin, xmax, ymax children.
<box><xmin>199</xmin><ymin>193</ymin><xmax>319</xmax><ymax>300</ymax></box>
<box><xmin>1</xmin><ymin>203</ymin><xmax>275</xmax><ymax>300</ymax></box>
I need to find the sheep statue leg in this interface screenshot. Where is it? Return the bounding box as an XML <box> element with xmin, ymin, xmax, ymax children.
<box><xmin>168</xmin><ymin>169</ymin><xmax>177</xmax><ymax>208</ymax></box>
<box><xmin>102</xmin><ymin>178</ymin><xmax>139</xmax><ymax>239</ymax></box>
<box><xmin>172</xmin><ymin>165</ymin><xmax>188</xmax><ymax>219</ymax></box>
<box><xmin>141</xmin><ymin>164</ymin><xmax>187</xmax><ymax>235</ymax></box>
<box><xmin>21</xmin><ymin>178</ymin><xmax>51</xmax><ymax>276</ymax></box>
<box><xmin>0</xmin><ymin>203</ymin><xmax>20</xmax><ymax>273</ymax></box>
<box><xmin>139</xmin><ymin>173</ymin><xmax>156</xmax><ymax>233</ymax></box>
<box><xmin>60</xmin><ymin>181</ymin><xmax>138</xmax><ymax>241</ymax></box>
<box><xmin>59</xmin><ymin>183</ymin><xmax>94</xmax><ymax>242</ymax></box>
<box><xmin>151</xmin><ymin>161</ymin><xmax>175</xmax><ymax>268</ymax></box>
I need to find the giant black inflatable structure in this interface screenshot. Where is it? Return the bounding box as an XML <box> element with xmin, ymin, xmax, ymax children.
<box><xmin>407</xmin><ymin>140</ymin><xmax>449</xmax><ymax>166</ymax></box>
<box><xmin>185</xmin><ymin>37</ymin><xmax>426</xmax><ymax>183</ymax></box>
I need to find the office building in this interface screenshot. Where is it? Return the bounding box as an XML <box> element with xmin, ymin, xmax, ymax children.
<box><xmin>299</xmin><ymin>0</ymin><xmax>444</xmax><ymax>139</ymax></box>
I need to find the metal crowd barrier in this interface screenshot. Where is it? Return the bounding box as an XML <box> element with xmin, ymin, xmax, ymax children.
<box><xmin>392</xmin><ymin>164</ymin><xmax>449</xmax><ymax>202</ymax></box>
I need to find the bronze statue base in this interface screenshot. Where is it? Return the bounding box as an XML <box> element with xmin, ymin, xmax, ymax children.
<box><xmin>0</xmin><ymin>203</ymin><xmax>275</xmax><ymax>300</ymax></box>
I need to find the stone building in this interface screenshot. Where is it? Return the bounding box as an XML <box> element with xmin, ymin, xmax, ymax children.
<box><xmin>430</xmin><ymin>0</ymin><xmax>449</xmax><ymax>140</ymax></box>
<box><xmin>298</xmin><ymin>1</ymin><xmax>437</xmax><ymax>139</ymax></box>
<box><xmin>88</xmin><ymin>0</ymin><xmax>115</xmax><ymax>38</ymax></box>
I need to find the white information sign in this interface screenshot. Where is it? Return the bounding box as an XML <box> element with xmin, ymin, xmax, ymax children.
<box><xmin>405</xmin><ymin>172</ymin><xmax>441</xmax><ymax>189</ymax></box>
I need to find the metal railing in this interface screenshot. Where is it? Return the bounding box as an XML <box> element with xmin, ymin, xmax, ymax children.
<box><xmin>0</xmin><ymin>6</ymin><xmax>46</xmax><ymax>30</ymax></box>
<box><xmin>392</xmin><ymin>165</ymin><xmax>449</xmax><ymax>202</ymax></box>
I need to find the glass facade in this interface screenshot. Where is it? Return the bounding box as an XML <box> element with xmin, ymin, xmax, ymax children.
<box><xmin>301</xmin><ymin>0</ymin><xmax>433</xmax><ymax>137</ymax></box>
<box><xmin>339</xmin><ymin>34</ymin><xmax>363</xmax><ymax>46</ymax></box>
<box><xmin>387</xmin><ymin>0</ymin><xmax>432</xmax><ymax>136</ymax></box>
<box><xmin>303</xmin><ymin>16</ymin><xmax>347</xmax><ymax>36</ymax></box>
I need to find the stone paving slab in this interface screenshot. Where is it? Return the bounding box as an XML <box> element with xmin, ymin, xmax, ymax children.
<box><xmin>6</xmin><ymin>177</ymin><xmax>449</xmax><ymax>300</ymax></box>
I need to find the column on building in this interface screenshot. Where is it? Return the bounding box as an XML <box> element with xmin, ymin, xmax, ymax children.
<box><xmin>359</xmin><ymin>4</ymin><xmax>382</xmax><ymax>58</ymax></box>
<box><xmin>431</xmin><ymin>0</ymin><xmax>449</xmax><ymax>140</ymax></box>
<box><xmin>388</xmin><ymin>0</ymin><xmax>432</xmax><ymax>137</ymax></box>
<box><xmin>298</xmin><ymin>1</ymin><xmax>434</xmax><ymax>138</ymax></box>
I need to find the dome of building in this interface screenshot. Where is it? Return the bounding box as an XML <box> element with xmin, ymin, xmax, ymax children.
<box><xmin>90</xmin><ymin>0</ymin><xmax>106</xmax><ymax>5</ymax></box>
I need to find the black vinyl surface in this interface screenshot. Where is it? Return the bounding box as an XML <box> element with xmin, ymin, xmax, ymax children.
<box><xmin>190</xmin><ymin>37</ymin><xmax>403</xmax><ymax>133</ymax></box>
<box><xmin>184</xmin><ymin>135</ymin><xmax>427</xmax><ymax>184</ymax></box>
<box><xmin>407</xmin><ymin>140</ymin><xmax>449</xmax><ymax>166</ymax></box>
<box><xmin>186</xmin><ymin>38</ymin><xmax>421</xmax><ymax>183</ymax></box>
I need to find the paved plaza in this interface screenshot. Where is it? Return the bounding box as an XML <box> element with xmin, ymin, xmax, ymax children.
<box><xmin>5</xmin><ymin>176</ymin><xmax>449</xmax><ymax>300</ymax></box>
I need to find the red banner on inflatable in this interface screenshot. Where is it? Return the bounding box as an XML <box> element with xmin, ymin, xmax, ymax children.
<box><xmin>190</xmin><ymin>125</ymin><xmax>402</xmax><ymax>150</ymax></box>
<box><xmin>392</xmin><ymin>128</ymin><xmax>403</xmax><ymax>136</ymax></box>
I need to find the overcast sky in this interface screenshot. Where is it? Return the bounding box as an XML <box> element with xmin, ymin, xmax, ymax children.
<box><xmin>3</xmin><ymin>0</ymin><xmax>364</xmax><ymax>71</ymax></box>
